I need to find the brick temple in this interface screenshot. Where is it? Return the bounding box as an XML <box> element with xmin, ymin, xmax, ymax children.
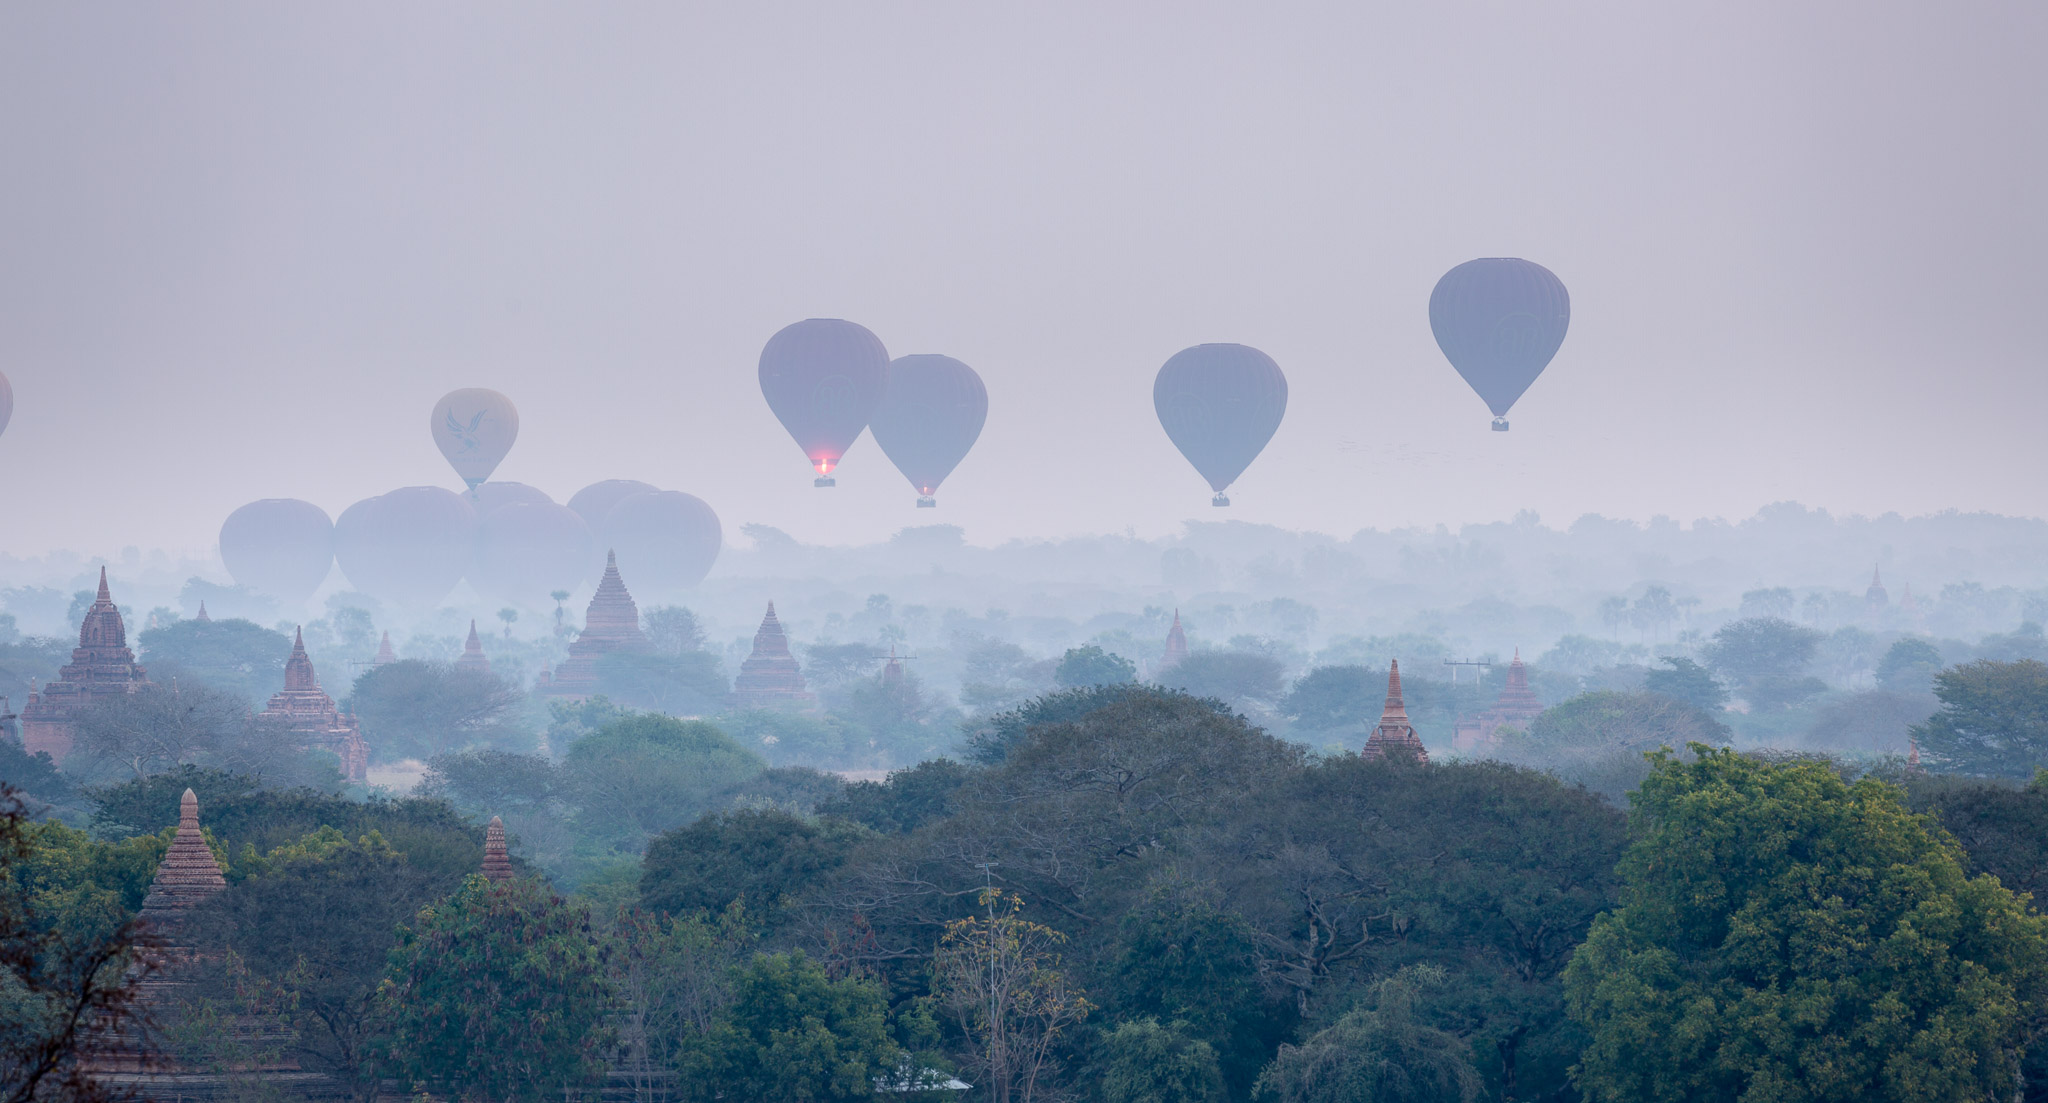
<box><xmin>20</xmin><ymin>568</ymin><xmax>151</xmax><ymax>760</ymax></box>
<box><xmin>538</xmin><ymin>550</ymin><xmax>650</xmax><ymax>697</ymax></box>
<box><xmin>729</xmin><ymin>602</ymin><xmax>813</xmax><ymax>710</ymax></box>
<box><xmin>1451</xmin><ymin>650</ymin><xmax>1546</xmax><ymax>751</ymax></box>
<box><xmin>372</xmin><ymin>631</ymin><xmax>396</xmax><ymax>666</ymax></box>
<box><xmin>456</xmin><ymin>620</ymin><xmax>492</xmax><ymax>674</ymax></box>
<box><xmin>1362</xmin><ymin>660</ymin><xmax>1429</xmax><ymax>763</ymax></box>
<box><xmin>1159</xmin><ymin>610</ymin><xmax>1189</xmax><ymax>673</ymax></box>
<box><xmin>259</xmin><ymin>628</ymin><xmax>370</xmax><ymax>784</ymax></box>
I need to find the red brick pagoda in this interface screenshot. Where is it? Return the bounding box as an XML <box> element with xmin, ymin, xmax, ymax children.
<box><xmin>482</xmin><ymin>815</ymin><xmax>514</xmax><ymax>881</ymax></box>
<box><xmin>1361</xmin><ymin>660</ymin><xmax>1428</xmax><ymax>763</ymax></box>
<box><xmin>372</xmin><ymin>631</ymin><xmax>396</xmax><ymax>666</ymax></box>
<box><xmin>1452</xmin><ymin>649</ymin><xmax>1546</xmax><ymax>752</ymax></box>
<box><xmin>539</xmin><ymin>550</ymin><xmax>650</xmax><ymax>697</ymax></box>
<box><xmin>1159</xmin><ymin>610</ymin><xmax>1190</xmax><ymax>674</ymax></box>
<box><xmin>729</xmin><ymin>602</ymin><xmax>814</xmax><ymax>710</ymax></box>
<box><xmin>259</xmin><ymin>628</ymin><xmax>369</xmax><ymax>784</ymax></box>
<box><xmin>456</xmin><ymin>620</ymin><xmax>492</xmax><ymax>674</ymax></box>
<box><xmin>20</xmin><ymin>568</ymin><xmax>150</xmax><ymax>760</ymax></box>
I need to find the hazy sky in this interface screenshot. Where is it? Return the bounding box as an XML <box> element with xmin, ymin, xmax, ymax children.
<box><xmin>2</xmin><ymin>2</ymin><xmax>2043</xmax><ymax>559</ymax></box>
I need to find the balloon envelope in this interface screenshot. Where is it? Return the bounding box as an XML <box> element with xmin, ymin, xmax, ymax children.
<box><xmin>758</xmin><ymin>319</ymin><xmax>889</xmax><ymax>476</ymax></box>
<box><xmin>332</xmin><ymin>487</ymin><xmax>476</xmax><ymax>610</ymax></box>
<box><xmin>219</xmin><ymin>499</ymin><xmax>334</xmax><ymax>605</ymax></box>
<box><xmin>599</xmin><ymin>491</ymin><xmax>722</xmax><ymax>594</ymax></box>
<box><xmin>0</xmin><ymin>369</ymin><xmax>12</xmax><ymax>439</ymax></box>
<box><xmin>870</xmin><ymin>355</ymin><xmax>988</xmax><ymax>502</ymax></box>
<box><xmin>1428</xmin><ymin>258</ymin><xmax>1570</xmax><ymax>419</ymax></box>
<box><xmin>566</xmin><ymin>479</ymin><xmax>660</xmax><ymax>530</ymax></box>
<box><xmin>1153</xmin><ymin>344</ymin><xmax>1288</xmax><ymax>494</ymax></box>
<box><xmin>431</xmin><ymin>388</ymin><xmax>520</xmax><ymax>491</ymax></box>
<box><xmin>472</xmin><ymin>502</ymin><xmax>594</xmax><ymax>607</ymax></box>
<box><xmin>472</xmin><ymin>481</ymin><xmax>553</xmax><ymax>517</ymax></box>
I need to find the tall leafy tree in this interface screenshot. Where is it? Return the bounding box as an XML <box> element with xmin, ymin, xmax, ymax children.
<box><xmin>1564</xmin><ymin>746</ymin><xmax>2048</xmax><ymax>1102</ymax></box>
<box><xmin>1914</xmin><ymin>658</ymin><xmax>2048</xmax><ymax>778</ymax></box>
<box><xmin>1641</xmin><ymin>657</ymin><xmax>1726</xmax><ymax>712</ymax></box>
<box><xmin>681</xmin><ymin>951</ymin><xmax>899</xmax><ymax>1102</ymax></box>
<box><xmin>1253</xmin><ymin>966</ymin><xmax>1481</xmax><ymax>1103</ymax></box>
<box><xmin>562</xmin><ymin>714</ymin><xmax>763</xmax><ymax>850</ymax></box>
<box><xmin>373</xmin><ymin>874</ymin><xmax>613</xmax><ymax>1103</ymax></box>
<box><xmin>346</xmin><ymin>659</ymin><xmax>530</xmax><ymax>761</ymax></box>
<box><xmin>1053</xmin><ymin>646</ymin><xmax>1137</xmax><ymax>689</ymax></box>
<box><xmin>135</xmin><ymin>617</ymin><xmax>293</xmax><ymax>704</ymax></box>
<box><xmin>1095</xmin><ymin>1018</ymin><xmax>1226</xmax><ymax>1103</ymax></box>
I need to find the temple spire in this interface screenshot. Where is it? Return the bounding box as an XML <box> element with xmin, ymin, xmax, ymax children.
<box><xmin>481</xmin><ymin>815</ymin><xmax>514</xmax><ymax>881</ymax></box>
<box><xmin>457</xmin><ymin>620</ymin><xmax>491</xmax><ymax>674</ymax></box>
<box><xmin>139</xmin><ymin>789</ymin><xmax>228</xmax><ymax>933</ymax></box>
<box><xmin>373</xmin><ymin>631</ymin><xmax>396</xmax><ymax>665</ymax></box>
<box><xmin>195</xmin><ymin>601</ymin><xmax>210</xmax><ymax>623</ymax></box>
<box><xmin>1362</xmin><ymin>660</ymin><xmax>1429</xmax><ymax>763</ymax></box>
<box><xmin>283</xmin><ymin>626</ymin><xmax>317</xmax><ymax>691</ymax></box>
<box><xmin>1161</xmin><ymin>610</ymin><xmax>1189</xmax><ymax>671</ymax></box>
<box><xmin>97</xmin><ymin>566</ymin><xmax>110</xmax><ymax>603</ymax></box>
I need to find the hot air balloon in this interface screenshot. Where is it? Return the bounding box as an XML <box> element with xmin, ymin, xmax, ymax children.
<box><xmin>0</xmin><ymin>369</ymin><xmax>12</xmax><ymax>440</ymax></box>
<box><xmin>431</xmin><ymin>389</ymin><xmax>519</xmax><ymax>491</ymax></box>
<box><xmin>758</xmin><ymin>319</ymin><xmax>889</xmax><ymax>486</ymax></box>
<box><xmin>566</xmin><ymin>479</ymin><xmax>660</xmax><ymax>530</ymax></box>
<box><xmin>1153</xmin><ymin>344</ymin><xmax>1288</xmax><ymax>507</ymax></box>
<box><xmin>219</xmin><ymin>499</ymin><xmax>335</xmax><ymax>606</ymax></box>
<box><xmin>332</xmin><ymin>487</ymin><xmax>476</xmax><ymax>610</ymax></box>
<box><xmin>1428</xmin><ymin>258</ymin><xmax>1570</xmax><ymax>431</ymax></box>
<box><xmin>471</xmin><ymin>502</ymin><xmax>595</xmax><ymax>607</ymax></box>
<box><xmin>471</xmin><ymin>481</ymin><xmax>553</xmax><ymax>517</ymax></box>
<box><xmin>869</xmin><ymin>355</ymin><xmax>988</xmax><ymax>508</ymax></box>
<box><xmin>599</xmin><ymin>491</ymin><xmax>722</xmax><ymax>594</ymax></box>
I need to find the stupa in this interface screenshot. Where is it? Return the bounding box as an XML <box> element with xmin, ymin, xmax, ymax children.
<box><xmin>1452</xmin><ymin>650</ymin><xmax>1546</xmax><ymax>751</ymax></box>
<box><xmin>1865</xmin><ymin>565</ymin><xmax>1889</xmax><ymax>610</ymax></box>
<box><xmin>482</xmin><ymin>815</ymin><xmax>514</xmax><ymax>881</ymax></box>
<box><xmin>1361</xmin><ymin>660</ymin><xmax>1429</xmax><ymax>763</ymax></box>
<box><xmin>729</xmin><ymin>602</ymin><xmax>814</xmax><ymax>709</ymax></box>
<box><xmin>19</xmin><ymin>569</ymin><xmax>150</xmax><ymax>760</ymax></box>
<box><xmin>456</xmin><ymin>620</ymin><xmax>492</xmax><ymax>674</ymax></box>
<box><xmin>194</xmin><ymin>601</ymin><xmax>211</xmax><ymax>623</ymax></box>
<box><xmin>540</xmin><ymin>551</ymin><xmax>650</xmax><ymax>697</ymax></box>
<box><xmin>372</xmin><ymin>631</ymin><xmax>396</xmax><ymax>666</ymax></box>
<box><xmin>138</xmin><ymin>789</ymin><xmax>229</xmax><ymax>948</ymax></box>
<box><xmin>259</xmin><ymin>628</ymin><xmax>370</xmax><ymax>784</ymax></box>
<box><xmin>882</xmin><ymin>646</ymin><xmax>905</xmax><ymax>688</ymax></box>
<box><xmin>1159</xmin><ymin>610</ymin><xmax>1190</xmax><ymax>672</ymax></box>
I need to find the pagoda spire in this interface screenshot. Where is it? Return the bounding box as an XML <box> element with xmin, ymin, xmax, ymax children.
<box><xmin>1362</xmin><ymin>659</ymin><xmax>1429</xmax><ymax>763</ymax></box>
<box><xmin>456</xmin><ymin>621</ymin><xmax>491</xmax><ymax>674</ymax></box>
<box><xmin>481</xmin><ymin>815</ymin><xmax>514</xmax><ymax>881</ymax></box>
<box><xmin>283</xmin><ymin>626</ymin><xmax>317</xmax><ymax>691</ymax></box>
<box><xmin>139</xmin><ymin>789</ymin><xmax>228</xmax><ymax>934</ymax></box>
<box><xmin>373</xmin><ymin>631</ymin><xmax>396</xmax><ymax>665</ymax></box>
<box><xmin>97</xmin><ymin>566</ymin><xmax>110</xmax><ymax>604</ymax></box>
<box><xmin>195</xmin><ymin>601</ymin><xmax>210</xmax><ymax>623</ymax></box>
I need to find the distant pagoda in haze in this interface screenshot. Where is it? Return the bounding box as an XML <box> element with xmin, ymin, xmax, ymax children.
<box><xmin>20</xmin><ymin>568</ymin><xmax>150</xmax><ymax>760</ymax></box>
<box><xmin>260</xmin><ymin>628</ymin><xmax>370</xmax><ymax>784</ymax></box>
<box><xmin>1158</xmin><ymin>610</ymin><xmax>1190</xmax><ymax>673</ymax></box>
<box><xmin>456</xmin><ymin>620</ymin><xmax>492</xmax><ymax>674</ymax></box>
<box><xmin>1452</xmin><ymin>650</ymin><xmax>1546</xmax><ymax>752</ymax></box>
<box><xmin>1361</xmin><ymin>660</ymin><xmax>1428</xmax><ymax>763</ymax></box>
<box><xmin>539</xmin><ymin>551</ymin><xmax>650</xmax><ymax>697</ymax></box>
<box><xmin>482</xmin><ymin>815</ymin><xmax>515</xmax><ymax>882</ymax></box>
<box><xmin>729</xmin><ymin>602</ymin><xmax>814</xmax><ymax>710</ymax></box>
<box><xmin>1866</xmin><ymin>565</ymin><xmax>1889</xmax><ymax>610</ymax></box>
<box><xmin>372</xmin><ymin>631</ymin><xmax>397</xmax><ymax>665</ymax></box>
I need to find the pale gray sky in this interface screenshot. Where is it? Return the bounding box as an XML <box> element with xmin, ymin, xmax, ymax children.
<box><xmin>2</xmin><ymin>1</ymin><xmax>2043</xmax><ymax>558</ymax></box>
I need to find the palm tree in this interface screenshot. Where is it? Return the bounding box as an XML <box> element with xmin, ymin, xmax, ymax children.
<box><xmin>497</xmin><ymin>607</ymin><xmax>517</xmax><ymax>639</ymax></box>
<box><xmin>550</xmin><ymin>590</ymin><xmax>571</xmax><ymax>635</ymax></box>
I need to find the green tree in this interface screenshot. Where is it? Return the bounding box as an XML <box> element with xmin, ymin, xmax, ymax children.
<box><xmin>563</xmin><ymin>714</ymin><xmax>763</xmax><ymax>850</ymax></box>
<box><xmin>1489</xmin><ymin>690</ymin><xmax>1727</xmax><ymax>804</ymax></box>
<box><xmin>640</xmin><ymin>808</ymin><xmax>868</xmax><ymax>928</ymax></box>
<box><xmin>191</xmin><ymin>830</ymin><xmax>464</xmax><ymax>1100</ymax></box>
<box><xmin>1563</xmin><ymin>746</ymin><xmax>2048</xmax><ymax>1102</ymax></box>
<box><xmin>1158</xmin><ymin>651</ymin><xmax>1285</xmax><ymax>709</ymax></box>
<box><xmin>1253</xmin><ymin>966</ymin><xmax>1481</xmax><ymax>1103</ymax></box>
<box><xmin>931</xmin><ymin>890</ymin><xmax>1094</xmax><ymax>1103</ymax></box>
<box><xmin>1096</xmin><ymin>1018</ymin><xmax>1225</xmax><ymax>1103</ymax></box>
<box><xmin>642</xmin><ymin>605</ymin><xmax>708</xmax><ymax>655</ymax></box>
<box><xmin>68</xmin><ymin>683</ymin><xmax>339</xmax><ymax>788</ymax></box>
<box><xmin>496</xmin><ymin>607</ymin><xmax>517</xmax><ymax>638</ymax></box>
<box><xmin>1876</xmin><ymin>637</ymin><xmax>1944</xmax><ymax>694</ymax></box>
<box><xmin>1053</xmin><ymin>646</ymin><xmax>1137</xmax><ymax>689</ymax></box>
<box><xmin>818</xmin><ymin>759</ymin><xmax>970</xmax><ymax>835</ymax></box>
<box><xmin>1278</xmin><ymin>665</ymin><xmax>1378</xmax><ymax>730</ymax></box>
<box><xmin>1914</xmin><ymin>658</ymin><xmax>2048</xmax><ymax>777</ymax></box>
<box><xmin>682</xmin><ymin>951</ymin><xmax>898</xmax><ymax>1102</ymax></box>
<box><xmin>347</xmin><ymin>659</ymin><xmax>530</xmax><ymax>761</ymax></box>
<box><xmin>608</xmin><ymin>903</ymin><xmax>756</xmax><ymax>1100</ymax></box>
<box><xmin>373</xmin><ymin>874</ymin><xmax>613</xmax><ymax>1103</ymax></box>
<box><xmin>135</xmin><ymin>617</ymin><xmax>293</xmax><ymax>704</ymax></box>
<box><xmin>960</xmin><ymin>684</ymin><xmax>1161</xmax><ymax>765</ymax></box>
<box><xmin>593</xmin><ymin>649</ymin><xmax>730</xmax><ymax>715</ymax></box>
<box><xmin>1106</xmin><ymin>877</ymin><xmax>1278</xmax><ymax>1100</ymax></box>
<box><xmin>1699</xmin><ymin>616</ymin><xmax>1823</xmax><ymax>698</ymax></box>
<box><xmin>1641</xmin><ymin>656</ymin><xmax>1726</xmax><ymax>712</ymax></box>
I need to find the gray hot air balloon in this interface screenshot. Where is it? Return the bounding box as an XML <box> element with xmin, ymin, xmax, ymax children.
<box><xmin>431</xmin><ymin>388</ymin><xmax>520</xmax><ymax>491</ymax></box>
<box><xmin>566</xmin><ymin>479</ymin><xmax>660</xmax><ymax>531</ymax></box>
<box><xmin>219</xmin><ymin>499</ymin><xmax>335</xmax><ymax>606</ymax></box>
<box><xmin>471</xmin><ymin>502</ymin><xmax>595</xmax><ymax>607</ymax></box>
<box><xmin>332</xmin><ymin>487</ymin><xmax>476</xmax><ymax>610</ymax></box>
<box><xmin>599</xmin><ymin>491</ymin><xmax>722</xmax><ymax>594</ymax></box>
<box><xmin>471</xmin><ymin>481</ymin><xmax>553</xmax><ymax>517</ymax></box>
<box><xmin>870</xmin><ymin>355</ymin><xmax>988</xmax><ymax>508</ymax></box>
<box><xmin>1428</xmin><ymin>258</ymin><xmax>1570</xmax><ymax>431</ymax></box>
<box><xmin>758</xmin><ymin>319</ymin><xmax>889</xmax><ymax>486</ymax></box>
<box><xmin>1153</xmin><ymin>344</ymin><xmax>1288</xmax><ymax>507</ymax></box>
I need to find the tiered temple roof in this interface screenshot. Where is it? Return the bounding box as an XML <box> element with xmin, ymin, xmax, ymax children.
<box><xmin>20</xmin><ymin>568</ymin><xmax>150</xmax><ymax>760</ymax></box>
<box><xmin>456</xmin><ymin>620</ymin><xmax>492</xmax><ymax>674</ymax></box>
<box><xmin>1361</xmin><ymin>660</ymin><xmax>1429</xmax><ymax>763</ymax></box>
<box><xmin>482</xmin><ymin>816</ymin><xmax>514</xmax><ymax>881</ymax></box>
<box><xmin>260</xmin><ymin>628</ymin><xmax>369</xmax><ymax>784</ymax></box>
<box><xmin>1866</xmin><ymin>565</ymin><xmax>1889</xmax><ymax>609</ymax></box>
<box><xmin>540</xmin><ymin>551</ymin><xmax>650</xmax><ymax>697</ymax></box>
<box><xmin>1160</xmin><ymin>610</ymin><xmax>1190</xmax><ymax>672</ymax></box>
<box><xmin>882</xmin><ymin>646</ymin><xmax>905</xmax><ymax>688</ymax></box>
<box><xmin>372</xmin><ymin>631</ymin><xmax>396</xmax><ymax>665</ymax></box>
<box><xmin>194</xmin><ymin>601</ymin><xmax>211</xmax><ymax>623</ymax></box>
<box><xmin>1452</xmin><ymin>650</ymin><xmax>1546</xmax><ymax>752</ymax></box>
<box><xmin>730</xmin><ymin>602</ymin><xmax>814</xmax><ymax>710</ymax></box>
<box><xmin>139</xmin><ymin>789</ymin><xmax>229</xmax><ymax>940</ymax></box>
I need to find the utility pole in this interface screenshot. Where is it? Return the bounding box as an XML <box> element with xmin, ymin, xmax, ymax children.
<box><xmin>1444</xmin><ymin>658</ymin><xmax>1492</xmax><ymax>742</ymax></box>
